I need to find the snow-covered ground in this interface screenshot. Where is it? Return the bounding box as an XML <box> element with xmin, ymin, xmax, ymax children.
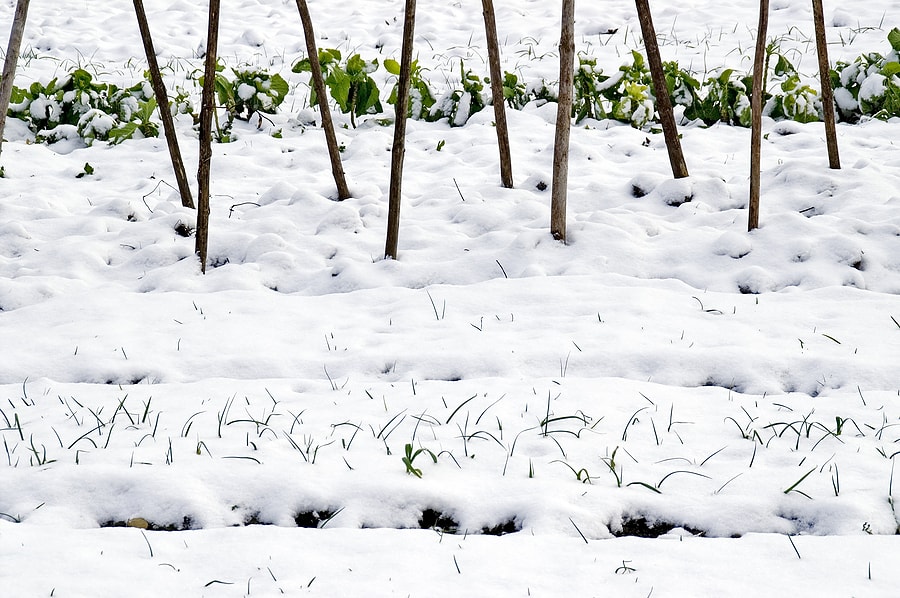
<box><xmin>1</xmin><ymin>1</ymin><xmax>899</xmax><ymax>595</ymax></box>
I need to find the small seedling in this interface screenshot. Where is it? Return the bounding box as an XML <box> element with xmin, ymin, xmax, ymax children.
<box><xmin>76</xmin><ymin>162</ymin><xmax>94</xmax><ymax>178</ymax></box>
<box><xmin>402</xmin><ymin>443</ymin><xmax>437</xmax><ymax>478</ymax></box>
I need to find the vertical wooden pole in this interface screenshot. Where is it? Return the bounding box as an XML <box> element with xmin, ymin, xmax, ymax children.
<box><xmin>133</xmin><ymin>0</ymin><xmax>195</xmax><ymax>209</ymax></box>
<box><xmin>196</xmin><ymin>0</ymin><xmax>220</xmax><ymax>273</ymax></box>
<box><xmin>748</xmin><ymin>0</ymin><xmax>769</xmax><ymax>231</ymax></box>
<box><xmin>812</xmin><ymin>0</ymin><xmax>840</xmax><ymax>169</ymax></box>
<box><xmin>481</xmin><ymin>0</ymin><xmax>513</xmax><ymax>188</ymax></box>
<box><xmin>0</xmin><ymin>0</ymin><xmax>31</xmax><ymax>160</ymax></box>
<box><xmin>635</xmin><ymin>0</ymin><xmax>689</xmax><ymax>179</ymax></box>
<box><xmin>384</xmin><ymin>0</ymin><xmax>416</xmax><ymax>260</ymax></box>
<box><xmin>295</xmin><ymin>0</ymin><xmax>352</xmax><ymax>199</ymax></box>
<box><xmin>551</xmin><ymin>0</ymin><xmax>575</xmax><ymax>243</ymax></box>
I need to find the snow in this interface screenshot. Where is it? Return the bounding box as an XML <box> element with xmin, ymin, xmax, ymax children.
<box><xmin>1</xmin><ymin>0</ymin><xmax>899</xmax><ymax>596</ymax></box>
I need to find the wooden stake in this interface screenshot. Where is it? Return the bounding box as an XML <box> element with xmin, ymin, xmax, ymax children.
<box><xmin>481</xmin><ymin>0</ymin><xmax>513</xmax><ymax>188</ymax></box>
<box><xmin>748</xmin><ymin>0</ymin><xmax>769</xmax><ymax>231</ymax></box>
<box><xmin>196</xmin><ymin>0</ymin><xmax>220</xmax><ymax>273</ymax></box>
<box><xmin>384</xmin><ymin>0</ymin><xmax>416</xmax><ymax>260</ymax></box>
<box><xmin>551</xmin><ymin>0</ymin><xmax>575</xmax><ymax>243</ymax></box>
<box><xmin>133</xmin><ymin>0</ymin><xmax>195</xmax><ymax>209</ymax></box>
<box><xmin>635</xmin><ymin>0</ymin><xmax>689</xmax><ymax>179</ymax></box>
<box><xmin>295</xmin><ymin>0</ymin><xmax>351</xmax><ymax>199</ymax></box>
<box><xmin>0</xmin><ymin>0</ymin><xmax>31</xmax><ymax>160</ymax></box>
<box><xmin>812</xmin><ymin>0</ymin><xmax>840</xmax><ymax>169</ymax></box>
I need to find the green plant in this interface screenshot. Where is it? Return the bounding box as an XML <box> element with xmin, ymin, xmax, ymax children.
<box><xmin>431</xmin><ymin>61</ymin><xmax>488</xmax><ymax>126</ymax></box>
<box><xmin>831</xmin><ymin>28</ymin><xmax>900</xmax><ymax>121</ymax></box>
<box><xmin>501</xmin><ymin>71</ymin><xmax>529</xmax><ymax>109</ymax></box>
<box><xmin>663</xmin><ymin>60</ymin><xmax>702</xmax><ymax>111</ymax></box>
<box><xmin>610</xmin><ymin>51</ymin><xmax>655</xmax><ymax>128</ymax></box>
<box><xmin>293</xmin><ymin>49</ymin><xmax>382</xmax><ymax>127</ymax></box>
<box><xmin>109</xmin><ymin>97</ymin><xmax>159</xmax><ymax>144</ymax></box>
<box><xmin>385</xmin><ymin>58</ymin><xmax>436</xmax><ymax>120</ymax></box>
<box><xmin>197</xmin><ymin>62</ymin><xmax>289</xmax><ymax>141</ymax></box>
<box><xmin>9</xmin><ymin>67</ymin><xmax>158</xmax><ymax>145</ymax></box>
<box><xmin>573</xmin><ymin>51</ymin><xmax>655</xmax><ymax>127</ymax></box>
<box><xmin>784</xmin><ymin>467</ymin><xmax>817</xmax><ymax>499</ymax></box>
<box><xmin>75</xmin><ymin>162</ymin><xmax>95</xmax><ymax>178</ymax></box>
<box><xmin>231</xmin><ymin>68</ymin><xmax>289</xmax><ymax>119</ymax></box>
<box><xmin>402</xmin><ymin>443</ymin><xmax>437</xmax><ymax>478</ymax></box>
<box><xmin>601</xmin><ymin>446</ymin><xmax>623</xmax><ymax>487</ymax></box>
<box><xmin>684</xmin><ymin>68</ymin><xmax>753</xmax><ymax>126</ymax></box>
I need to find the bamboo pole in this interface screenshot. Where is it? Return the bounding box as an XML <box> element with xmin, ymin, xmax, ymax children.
<box><xmin>481</xmin><ymin>0</ymin><xmax>513</xmax><ymax>188</ymax></box>
<box><xmin>196</xmin><ymin>0</ymin><xmax>220</xmax><ymax>273</ymax></box>
<box><xmin>812</xmin><ymin>0</ymin><xmax>840</xmax><ymax>169</ymax></box>
<box><xmin>384</xmin><ymin>0</ymin><xmax>416</xmax><ymax>260</ymax></box>
<box><xmin>634</xmin><ymin>0</ymin><xmax>689</xmax><ymax>179</ymax></box>
<box><xmin>133</xmin><ymin>0</ymin><xmax>195</xmax><ymax>209</ymax></box>
<box><xmin>0</xmin><ymin>0</ymin><xmax>31</xmax><ymax>160</ymax></box>
<box><xmin>550</xmin><ymin>0</ymin><xmax>575</xmax><ymax>243</ymax></box>
<box><xmin>748</xmin><ymin>0</ymin><xmax>768</xmax><ymax>231</ymax></box>
<box><xmin>295</xmin><ymin>0</ymin><xmax>351</xmax><ymax>199</ymax></box>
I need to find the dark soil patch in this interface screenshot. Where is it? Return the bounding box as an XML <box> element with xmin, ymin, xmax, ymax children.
<box><xmin>482</xmin><ymin>518</ymin><xmax>520</xmax><ymax>536</ymax></box>
<box><xmin>101</xmin><ymin>515</ymin><xmax>194</xmax><ymax>531</ymax></box>
<box><xmin>294</xmin><ymin>508</ymin><xmax>339</xmax><ymax>529</ymax></box>
<box><xmin>419</xmin><ymin>508</ymin><xmax>459</xmax><ymax>533</ymax></box>
<box><xmin>613</xmin><ymin>516</ymin><xmax>705</xmax><ymax>538</ymax></box>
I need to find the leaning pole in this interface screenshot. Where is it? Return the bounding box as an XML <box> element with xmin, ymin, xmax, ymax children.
<box><xmin>0</xmin><ymin>0</ymin><xmax>31</xmax><ymax>160</ymax></box>
<box><xmin>295</xmin><ymin>0</ymin><xmax>352</xmax><ymax>200</ymax></box>
<box><xmin>133</xmin><ymin>0</ymin><xmax>196</xmax><ymax>209</ymax></box>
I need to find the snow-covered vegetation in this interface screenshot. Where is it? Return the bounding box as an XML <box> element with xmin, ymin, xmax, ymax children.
<box><xmin>1</xmin><ymin>1</ymin><xmax>898</xmax><ymax>595</ymax></box>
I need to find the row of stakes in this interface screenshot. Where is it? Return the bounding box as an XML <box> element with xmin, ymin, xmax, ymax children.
<box><xmin>0</xmin><ymin>1</ymin><xmax>841</xmax><ymax>272</ymax></box>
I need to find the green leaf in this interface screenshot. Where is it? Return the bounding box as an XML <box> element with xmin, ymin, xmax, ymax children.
<box><xmin>327</xmin><ymin>68</ymin><xmax>352</xmax><ymax>112</ymax></box>
<box><xmin>108</xmin><ymin>122</ymin><xmax>139</xmax><ymax>145</ymax></box>
<box><xmin>888</xmin><ymin>27</ymin><xmax>900</xmax><ymax>53</ymax></box>
<box><xmin>774</xmin><ymin>54</ymin><xmax>795</xmax><ymax>77</ymax></box>
<box><xmin>384</xmin><ymin>58</ymin><xmax>401</xmax><ymax>76</ymax></box>
<box><xmin>320</xmin><ymin>48</ymin><xmax>341</xmax><ymax>64</ymax></box>
<box><xmin>292</xmin><ymin>58</ymin><xmax>312</xmax><ymax>73</ymax></box>
<box><xmin>882</xmin><ymin>62</ymin><xmax>900</xmax><ymax>77</ymax></box>
<box><xmin>268</xmin><ymin>73</ymin><xmax>289</xmax><ymax>102</ymax></box>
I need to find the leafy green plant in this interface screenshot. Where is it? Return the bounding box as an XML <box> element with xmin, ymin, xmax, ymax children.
<box><xmin>109</xmin><ymin>97</ymin><xmax>159</xmax><ymax>144</ymax></box>
<box><xmin>197</xmin><ymin>62</ymin><xmax>289</xmax><ymax>141</ymax></box>
<box><xmin>610</xmin><ymin>51</ymin><xmax>655</xmax><ymax>128</ymax></box>
<box><xmin>293</xmin><ymin>49</ymin><xmax>382</xmax><ymax>127</ymax></box>
<box><xmin>8</xmin><ymin>68</ymin><xmax>158</xmax><ymax>145</ymax></box>
<box><xmin>831</xmin><ymin>28</ymin><xmax>900</xmax><ymax>121</ymax></box>
<box><xmin>431</xmin><ymin>61</ymin><xmax>488</xmax><ymax>126</ymax></box>
<box><xmin>501</xmin><ymin>71</ymin><xmax>529</xmax><ymax>109</ymax></box>
<box><xmin>231</xmin><ymin>68</ymin><xmax>289</xmax><ymax>119</ymax></box>
<box><xmin>573</xmin><ymin>54</ymin><xmax>611</xmax><ymax>122</ymax></box>
<box><xmin>663</xmin><ymin>60</ymin><xmax>702</xmax><ymax>112</ymax></box>
<box><xmin>385</xmin><ymin>58</ymin><xmax>436</xmax><ymax>120</ymax></box>
<box><xmin>684</xmin><ymin>68</ymin><xmax>753</xmax><ymax>126</ymax></box>
<box><xmin>573</xmin><ymin>51</ymin><xmax>654</xmax><ymax>127</ymax></box>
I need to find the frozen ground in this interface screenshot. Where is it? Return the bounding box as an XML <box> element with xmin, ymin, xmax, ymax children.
<box><xmin>1</xmin><ymin>1</ymin><xmax>899</xmax><ymax>596</ymax></box>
